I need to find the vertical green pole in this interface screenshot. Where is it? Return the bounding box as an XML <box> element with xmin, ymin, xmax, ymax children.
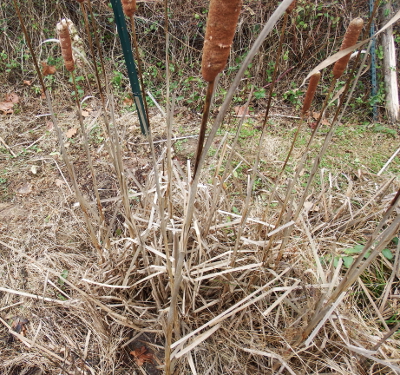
<box><xmin>110</xmin><ymin>0</ymin><xmax>149</xmax><ymax>134</ymax></box>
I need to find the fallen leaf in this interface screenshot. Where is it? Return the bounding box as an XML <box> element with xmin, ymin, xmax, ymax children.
<box><xmin>0</xmin><ymin>101</ymin><xmax>14</xmax><ymax>114</ymax></box>
<box><xmin>8</xmin><ymin>316</ymin><xmax>29</xmax><ymax>343</ymax></box>
<box><xmin>23</xmin><ymin>80</ymin><xmax>32</xmax><ymax>86</ymax></box>
<box><xmin>123</xmin><ymin>97</ymin><xmax>133</xmax><ymax>107</ymax></box>
<box><xmin>130</xmin><ymin>346</ymin><xmax>154</xmax><ymax>366</ymax></box>
<box><xmin>40</xmin><ymin>89</ymin><xmax>46</xmax><ymax>99</ymax></box>
<box><xmin>46</xmin><ymin>121</ymin><xmax>54</xmax><ymax>131</ymax></box>
<box><xmin>30</xmin><ymin>165</ymin><xmax>38</xmax><ymax>175</ymax></box>
<box><xmin>55</xmin><ymin>179</ymin><xmax>65</xmax><ymax>187</ymax></box>
<box><xmin>303</xmin><ymin>201</ymin><xmax>314</xmax><ymax>211</ymax></box>
<box><xmin>5</xmin><ymin>93</ymin><xmax>20</xmax><ymax>104</ymax></box>
<box><xmin>309</xmin><ymin>122</ymin><xmax>317</xmax><ymax>130</ymax></box>
<box><xmin>41</xmin><ymin>61</ymin><xmax>56</xmax><ymax>76</ymax></box>
<box><xmin>81</xmin><ymin>110</ymin><xmax>89</xmax><ymax>117</ymax></box>
<box><xmin>17</xmin><ymin>183</ymin><xmax>32</xmax><ymax>195</ymax></box>
<box><xmin>10</xmin><ymin>316</ymin><xmax>29</xmax><ymax>335</ymax></box>
<box><xmin>65</xmin><ymin>127</ymin><xmax>77</xmax><ymax>138</ymax></box>
<box><xmin>234</xmin><ymin>105</ymin><xmax>250</xmax><ymax>117</ymax></box>
<box><xmin>321</xmin><ymin>118</ymin><xmax>331</xmax><ymax>126</ymax></box>
<box><xmin>312</xmin><ymin>112</ymin><xmax>320</xmax><ymax>120</ymax></box>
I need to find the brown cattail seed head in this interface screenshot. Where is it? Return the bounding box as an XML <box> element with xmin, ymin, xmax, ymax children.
<box><xmin>57</xmin><ymin>19</ymin><xmax>74</xmax><ymax>72</ymax></box>
<box><xmin>332</xmin><ymin>18</ymin><xmax>364</xmax><ymax>79</ymax></box>
<box><xmin>122</xmin><ymin>0</ymin><xmax>136</xmax><ymax>17</ymax></box>
<box><xmin>286</xmin><ymin>0</ymin><xmax>296</xmax><ymax>14</ymax></box>
<box><xmin>201</xmin><ymin>0</ymin><xmax>242</xmax><ymax>82</ymax></box>
<box><xmin>302</xmin><ymin>72</ymin><xmax>321</xmax><ymax>115</ymax></box>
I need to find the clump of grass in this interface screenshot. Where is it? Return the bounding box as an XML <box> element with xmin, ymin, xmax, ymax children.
<box><xmin>3</xmin><ymin>1</ymin><xmax>400</xmax><ymax>375</ymax></box>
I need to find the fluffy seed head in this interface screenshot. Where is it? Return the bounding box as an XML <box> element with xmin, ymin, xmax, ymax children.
<box><xmin>302</xmin><ymin>72</ymin><xmax>321</xmax><ymax>115</ymax></box>
<box><xmin>122</xmin><ymin>0</ymin><xmax>136</xmax><ymax>17</ymax></box>
<box><xmin>332</xmin><ymin>18</ymin><xmax>364</xmax><ymax>79</ymax></box>
<box><xmin>57</xmin><ymin>19</ymin><xmax>74</xmax><ymax>72</ymax></box>
<box><xmin>201</xmin><ymin>0</ymin><xmax>242</xmax><ymax>82</ymax></box>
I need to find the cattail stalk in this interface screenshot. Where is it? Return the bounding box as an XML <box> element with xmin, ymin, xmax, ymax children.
<box><xmin>333</xmin><ymin>18</ymin><xmax>364</xmax><ymax>79</ymax></box>
<box><xmin>121</xmin><ymin>0</ymin><xmax>172</xmax><ymax>301</ymax></box>
<box><xmin>193</xmin><ymin>81</ymin><xmax>215</xmax><ymax>175</ymax></box>
<box><xmin>201</xmin><ymin>0</ymin><xmax>242</xmax><ymax>83</ymax></box>
<box><xmin>194</xmin><ymin>0</ymin><xmax>242</xmax><ymax>177</ymax></box>
<box><xmin>57</xmin><ymin>19</ymin><xmax>74</xmax><ymax>72</ymax></box>
<box><xmin>268</xmin><ymin>20</ymin><xmax>366</xmax><ymax>268</ymax></box>
<box><xmin>286</xmin><ymin>0</ymin><xmax>296</xmax><ymax>14</ymax></box>
<box><xmin>15</xmin><ymin>5</ymin><xmax>103</xmax><ymax>259</ymax></box>
<box><xmin>122</xmin><ymin>0</ymin><xmax>136</xmax><ymax>17</ymax></box>
<box><xmin>278</xmin><ymin>72</ymin><xmax>321</xmax><ymax>183</ymax></box>
<box><xmin>302</xmin><ymin>71</ymin><xmax>321</xmax><ymax>115</ymax></box>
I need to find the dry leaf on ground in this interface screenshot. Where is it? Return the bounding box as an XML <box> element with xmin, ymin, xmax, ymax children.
<box><xmin>46</xmin><ymin>121</ymin><xmax>54</xmax><ymax>131</ymax></box>
<box><xmin>321</xmin><ymin>118</ymin><xmax>331</xmax><ymax>126</ymax></box>
<box><xmin>10</xmin><ymin>316</ymin><xmax>29</xmax><ymax>335</ymax></box>
<box><xmin>17</xmin><ymin>183</ymin><xmax>33</xmax><ymax>195</ymax></box>
<box><xmin>123</xmin><ymin>97</ymin><xmax>133</xmax><ymax>107</ymax></box>
<box><xmin>7</xmin><ymin>316</ymin><xmax>29</xmax><ymax>343</ymax></box>
<box><xmin>130</xmin><ymin>346</ymin><xmax>154</xmax><ymax>366</ymax></box>
<box><xmin>0</xmin><ymin>101</ymin><xmax>14</xmax><ymax>114</ymax></box>
<box><xmin>5</xmin><ymin>93</ymin><xmax>20</xmax><ymax>103</ymax></box>
<box><xmin>23</xmin><ymin>80</ymin><xmax>32</xmax><ymax>86</ymax></box>
<box><xmin>234</xmin><ymin>105</ymin><xmax>250</xmax><ymax>117</ymax></box>
<box><xmin>41</xmin><ymin>61</ymin><xmax>56</xmax><ymax>76</ymax></box>
<box><xmin>65</xmin><ymin>127</ymin><xmax>77</xmax><ymax>138</ymax></box>
<box><xmin>55</xmin><ymin>179</ymin><xmax>65</xmax><ymax>187</ymax></box>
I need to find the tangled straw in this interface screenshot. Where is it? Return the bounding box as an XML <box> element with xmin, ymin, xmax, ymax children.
<box><xmin>332</xmin><ymin>18</ymin><xmax>364</xmax><ymax>79</ymax></box>
<box><xmin>57</xmin><ymin>19</ymin><xmax>74</xmax><ymax>72</ymax></box>
<box><xmin>201</xmin><ymin>0</ymin><xmax>242</xmax><ymax>83</ymax></box>
<box><xmin>122</xmin><ymin>0</ymin><xmax>136</xmax><ymax>17</ymax></box>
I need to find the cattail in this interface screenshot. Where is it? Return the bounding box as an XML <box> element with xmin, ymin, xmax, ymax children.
<box><xmin>57</xmin><ymin>19</ymin><xmax>74</xmax><ymax>72</ymax></box>
<box><xmin>122</xmin><ymin>0</ymin><xmax>136</xmax><ymax>17</ymax></box>
<box><xmin>201</xmin><ymin>0</ymin><xmax>242</xmax><ymax>83</ymax></box>
<box><xmin>302</xmin><ymin>72</ymin><xmax>321</xmax><ymax>115</ymax></box>
<box><xmin>286</xmin><ymin>0</ymin><xmax>296</xmax><ymax>14</ymax></box>
<box><xmin>332</xmin><ymin>18</ymin><xmax>363</xmax><ymax>79</ymax></box>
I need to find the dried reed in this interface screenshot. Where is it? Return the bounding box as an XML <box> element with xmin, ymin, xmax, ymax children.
<box><xmin>6</xmin><ymin>1</ymin><xmax>400</xmax><ymax>374</ymax></box>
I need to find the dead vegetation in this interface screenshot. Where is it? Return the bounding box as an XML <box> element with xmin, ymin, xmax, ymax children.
<box><xmin>1</xmin><ymin>0</ymin><xmax>400</xmax><ymax>374</ymax></box>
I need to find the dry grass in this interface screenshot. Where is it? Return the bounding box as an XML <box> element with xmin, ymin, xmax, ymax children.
<box><xmin>1</xmin><ymin>106</ymin><xmax>399</xmax><ymax>374</ymax></box>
